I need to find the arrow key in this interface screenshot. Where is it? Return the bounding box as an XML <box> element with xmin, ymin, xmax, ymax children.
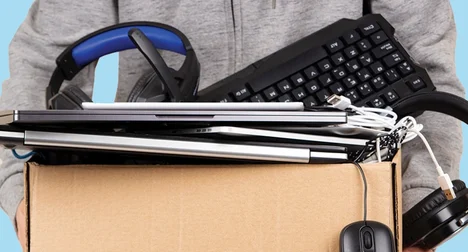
<box><xmin>397</xmin><ymin>62</ymin><xmax>414</xmax><ymax>76</ymax></box>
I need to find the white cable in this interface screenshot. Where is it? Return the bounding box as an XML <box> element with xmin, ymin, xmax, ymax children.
<box><xmin>376</xmin><ymin>137</ymin><xmax>382</xmax><ymax>163</ymax></box>
<box><xmin>326</xmin><ymin>94</ymin><xmax>456</xmax><ymax>200</ymax></box>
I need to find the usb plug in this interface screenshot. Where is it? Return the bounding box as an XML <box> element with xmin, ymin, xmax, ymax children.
<box><xmin>438</xmin><ymin>173</ymin><xmax>456</xmax><ymax>200</ymax></box>
<box><xmin>326</xmin><ymin>94</ymin><xmax>351</xmax><ymax>110</ymax></box>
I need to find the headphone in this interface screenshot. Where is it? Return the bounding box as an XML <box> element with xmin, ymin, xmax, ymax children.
<box><xmin>46</xmin><ymin>22</ymin><xmax>201</xmax><ymax>110</ymax></box>
<box><xmin>391</xmin><ymin>91</ymin><xmax>468</xmax><ymax>250</ymax></box>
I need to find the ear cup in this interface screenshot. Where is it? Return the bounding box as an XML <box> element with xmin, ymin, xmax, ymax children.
<box><xmin>54</xmin><ymin>85</ymin><xmax>92</xmax><ymax>109</ymax></box>
<box><xmin>403</xmin><ymin>180</ymin><xmax>466</xmax><ymax>228</ymax></box>
<box><xmin>127</xmin><ymin>71</ymin><xmax>171</xmax><ymax>102</ymax></box>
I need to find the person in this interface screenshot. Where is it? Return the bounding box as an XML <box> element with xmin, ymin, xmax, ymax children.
<box><xmin>0</xmin><ymin>0</ymin><xmax>463</xmax><ymax>251</ymax></box>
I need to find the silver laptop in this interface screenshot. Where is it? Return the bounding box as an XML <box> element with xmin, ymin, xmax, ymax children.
<box><xmin>0</xmin><ymin>128</ymin><xmax>349</xmax><ymax>164</ymax></box>
<box><xmin>0</xmin><ymin>109</ymin><xmax>347</xmax><ymax>125</ymax></box>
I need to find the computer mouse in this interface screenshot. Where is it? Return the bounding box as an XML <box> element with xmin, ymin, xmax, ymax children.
<box><xmin>340</xmin><ymin>220</ymin><xmax>396</xmax><ymax>252</ymax></box>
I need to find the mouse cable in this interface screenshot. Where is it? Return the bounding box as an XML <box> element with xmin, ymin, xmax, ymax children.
<box><xmin>352</xmin><ymin>161</ymin><xmax>368</xmax><ymax>224</ymax></box>
<box><xmin>327</xmin><ymin>94</ymin><xmax>456</xmax><ymax>201</ymax></box>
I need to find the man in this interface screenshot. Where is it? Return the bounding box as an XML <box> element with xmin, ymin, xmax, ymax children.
<box><xmin>0</xmin><ymin>1</ymin><xmax>463</xmax><ymax>251</ymax></box>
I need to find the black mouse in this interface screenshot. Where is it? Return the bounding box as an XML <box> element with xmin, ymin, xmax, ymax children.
<box><xmin>340</xmin><ymin>220</ymin><xmax>396</xmax><ymax>252</ymax></box>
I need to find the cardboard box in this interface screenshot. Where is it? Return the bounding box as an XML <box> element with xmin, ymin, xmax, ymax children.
<box><xmin>24</xmin><ymin>153</ymin><xmax>402</xmax><ymax>252</ymax></box>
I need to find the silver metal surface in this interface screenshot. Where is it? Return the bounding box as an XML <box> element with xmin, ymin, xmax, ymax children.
<box><xmin>24</xmin><ymin>131</ymin><xmax>313</xmax><ymax>163</ymax></box>
<box><xmin>170</xmin><ymin>126</ymin><xmax>368</xmax><ymax>147</ymax></box>
<box><xmin>0</xmin><ymin>131</ymin><xmax>24</xmax><ymax>140</ymax></box>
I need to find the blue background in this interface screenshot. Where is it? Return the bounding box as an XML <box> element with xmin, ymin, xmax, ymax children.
<box><xmin>0</xmin><ymin>1</ymin><xmax>466</xmax><ymax>251</ymax></box>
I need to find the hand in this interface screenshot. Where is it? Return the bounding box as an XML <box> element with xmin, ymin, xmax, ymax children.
<box><xmin>15</xmin><ymin>199</ymin><xmax>26</xmax><ymax>251</ymax></box>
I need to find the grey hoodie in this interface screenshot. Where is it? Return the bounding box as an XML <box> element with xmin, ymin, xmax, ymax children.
<box><xmin>0</xmin><ymin>0</ymin><xmax>464</xmax><ymax>224</ymax></box>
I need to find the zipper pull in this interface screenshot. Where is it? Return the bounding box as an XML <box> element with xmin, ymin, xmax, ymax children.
<box><xmin>272</xmin><ymin>0</ymin><xmax>276</xmax><ymax>9</ymax></box>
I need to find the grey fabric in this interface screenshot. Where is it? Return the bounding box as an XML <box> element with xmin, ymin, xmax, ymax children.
<box><xmin>0</xmin><ymin>0</ymin><xmax>463</xmax><ymax>225</ymax></box>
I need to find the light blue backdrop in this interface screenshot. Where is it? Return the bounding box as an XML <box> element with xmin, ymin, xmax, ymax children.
<box><xmin>0</xmin><ymin>1</ymin><xmax>466</xmax><ymax>251</ymax></box>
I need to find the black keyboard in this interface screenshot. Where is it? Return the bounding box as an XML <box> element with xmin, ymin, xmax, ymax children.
<box><xmin>196</xmin><ymin>14</ymin><xmax>435</xmax><ymax>109</ymax></box>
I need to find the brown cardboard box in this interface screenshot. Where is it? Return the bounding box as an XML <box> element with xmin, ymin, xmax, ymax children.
<box><xmin>24</xmin><ymin>152</ymin><xmax>402</xmax><ymax>252</ymax></box>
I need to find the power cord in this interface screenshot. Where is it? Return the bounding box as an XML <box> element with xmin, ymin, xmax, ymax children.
<box><xmin>327</xmin><ymin>94</ymin><xmax>456</xmax><ymax>200</ymax></box>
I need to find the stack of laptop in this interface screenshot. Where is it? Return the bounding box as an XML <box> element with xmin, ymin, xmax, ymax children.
<box><xmin>0</xmin><ymin>101</ymin><xmax>384</xmax><ymax>165</ymax></box>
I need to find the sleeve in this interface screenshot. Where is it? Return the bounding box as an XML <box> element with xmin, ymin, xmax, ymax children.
<box><xmin>0</xmin><ymin>0</ymin><xmax>118</xmax><ymax>224</ymax></box>
<box><xmin>371</xmin><ymin>0</ymin><xmax>464</xmax><ymax>213</ymax></box>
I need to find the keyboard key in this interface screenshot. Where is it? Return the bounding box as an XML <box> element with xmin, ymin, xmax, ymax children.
<box><xmin>250</xmin><ymin>94</ymin><xmax>265</xmax><ymax>102</ymax></box>
<box><xmin>343</xmin><ymin>76</ymin><xmax>359</xmax><ymax>89</ymax></box>
<box><xmin>303</xmin><ymin>96</ymin><xmax>319</xmax><ymax>107</ymax></box>
<box><xmin>384</xmin><ymin>69</ymin><xmax>400</xmax><ymax>83</ymax></box>
<box><xmin>318</xmin><ymin>73</ymin><xmax>334</xmax><ymax>87</ymax></box>
<box><xmin>383</xmin><ymin>90</ymin><xmax>399</xmax><ymax>104</ymax></box>
<box><xmin>263</xmin><ymin>87</ymin><xmax>279</xmax><ymax>100</ymax></box>
<box><xmin>219</xmin><ymin>96</ymin><xmax>233</xmax><ymax>102</ymax></box>
<box><xmin>290</xmin><ymin>73</ymin><xmax>307</xmax><ymax>86</ymax></box>
<box><xmin>370</xmin><ymin>31</ymin><xmax>388</xmax><ymax>45</ymax></box>
<box><xmin>357</xmin><ymin>39</ymin><xmax>372</xmax><ymax>52</ymax></box>
<box><xmin>325</xmin><ymin>39</ymin><xmax>344</xmax><ymax>53</ymax></box>
<box><xmin>317</xmin><ymin>59</ymin><xmax>333</xmax><ymax>72</ymax></box>
<box><xmin>332</xmin><ymin>67</ymin><xmax>347</xmax><ymax>80</ymax></box>
<box><xmin>357</xmin><ymin>83</ymin><xmax>373</xmax><ymax>97</ymax></box>
<box><xmin>372</xmin><ymin>42</ymin><xmax>396</xmax><ymax>58</ymax></box>
<box><xmin>342</xmin><ymin>30</ymin><xmax>361</xmax><ymax>45</ymax></box>
<box><xmin>356</xmin><ymin>68</ymin><xmax>372</xmax><ymax>82</ymax></box>
<box><xmin>233</xmin><ymin>87</ymin><xmax>251</xmax><ymax>101</ymax></box>
<box><xmin>407</xmin><ymin>76</ymin><xmax>426</xmax><ymax>91</ymax></box>
<box><xmin>278</xmin><ymin>94</ymin><xmax>293</xmax><ymax>102</ymax></box>
<box><xmin>304</xmin><ymin>66</ymin><xmax>319</xmax><ymax>79</ymax></box>
<box><xmin>344</xmin><ymin>46</ymin><xmax>359</xmax><ymax>59</ymax></box>
<box><xmin>345</xmin><ymin>59</ymin><xmax>361</xmax><ymax>73</ymax></box>
<box><xmin>370</xmin><ymin>97</ymin><xmax>385</xmax><ymax>108</ymax></box>
<box><xmin>331</xmin><ymin>52</ymin><xmax>346</xmax><ymax>66</ymax></box>
<box><xmin>276</xmin><ymin>80</ymin><xmax>293</xmax><ymax>93</ymax></box>
<box><xmin>370</xmin><ymin>61</ymin><xmax>385</xmax><ymax>75</ymax></box>
<box><xmin>291</xmin><ymin>87</ymin><xmax>307</xmax><ymax>100</ymax></box>
<box><xmin>330</xmin><ymin>82</ymin><xmax>345</xmax><ymax>95</ymax></box>
<box><xmin>397</xmin><ymin>62</ymin><xmax>414</xmax><ymax>76</ymax></box>
<box><xmin>305</xmin><ymin>80</ymin><xmax>321</xmax><ymax>94</ymax></box>
<box><xmin>344</xmin><ymin>90</ymin><xmax>360</xmax><ymax>103</ymax></box>
<box><xmin>316</xmin><ymin>89</ymin><xmax>331</xmax><ymax>103</ymax></box>
<box><xmin>359</xmin><ymin>53</ymin><xmax>374</xmax><ymax>66</ymax></box>
<box><xmin>358</xmin><ymin>22</ymin><xmax>380</xmax><ymax>36</ymax></box>
<box><xmin>383</xmin><ymin>52</ymin><xmax>404</xmax><ymax>68</ymax></box>
<box><xmin>371</xmin><ymin>76</ymin><xmax>387</xmax><ymax>90</ymax></box>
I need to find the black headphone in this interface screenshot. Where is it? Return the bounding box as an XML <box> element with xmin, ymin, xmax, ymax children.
<box><xmin>391</xmin><ymin>91</ymin><xmax>468</xmax><ymax>250</ymax></box>
<box><xmin>46</xmin><ymin>22</ymin><xmax>201</xmax><ymax>110</ymax></box>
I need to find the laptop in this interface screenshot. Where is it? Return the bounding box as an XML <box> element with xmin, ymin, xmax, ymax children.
<box><xmin>0</xmin><ymin>109</ymin><xmax>347</xmax><ymax>126</ymax></box>
<box><xmin>0</xmin><ymin>126</ymin><xmax>349</xmax><ymax>164</ymax></box>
